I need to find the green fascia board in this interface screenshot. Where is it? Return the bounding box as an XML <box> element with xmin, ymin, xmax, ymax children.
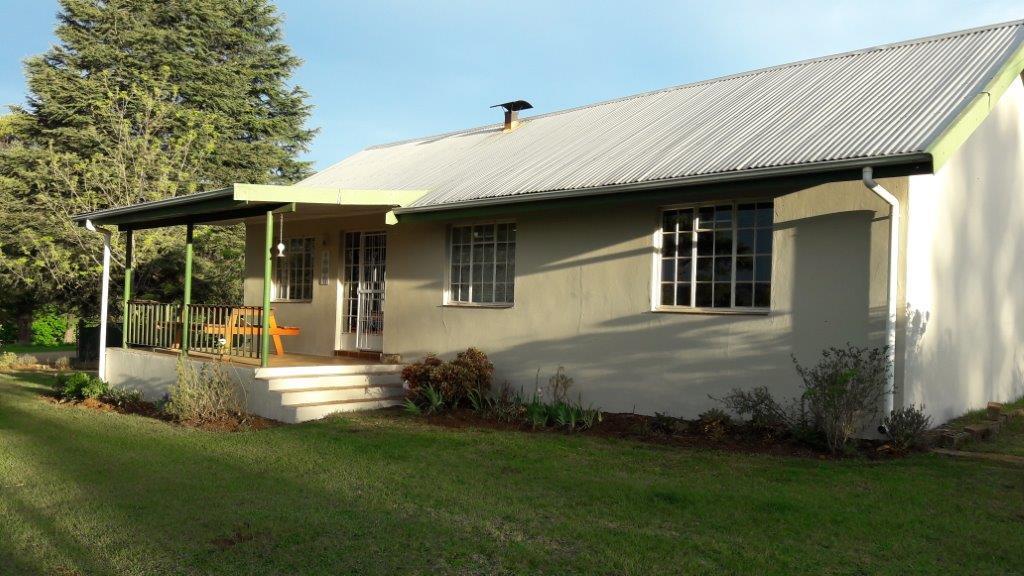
<box><xmin>115</xmin><ymin>202</ymin><xmax>294</xmax><ymax>231</ymax></box>
<box><xmin>231</xmin><ymin>183</ymin><xmax>429</xmax><ymax>207</ymax></box>
<box><xmin>393</xmin><ymin>161</ymin><xmax>930</xmax><ymax>223</ymax></box>
<box><xmin>107</xmin><ymin>197</ymin><xmax>245</xmax><ymax>226</ymax></box>
<box><xmin>927</xmin><ymin>41</ymin><xmax>1024</xmax><ymax>171</ymax></box>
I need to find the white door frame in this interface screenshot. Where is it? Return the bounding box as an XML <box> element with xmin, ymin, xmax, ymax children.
<box><xmin>339</xmin><ymin>230</ymin><xmax>386</xmax><ymax>352</ymax></box>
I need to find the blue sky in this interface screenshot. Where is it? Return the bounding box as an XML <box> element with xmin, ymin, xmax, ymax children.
<box><xmin>0</xmin><ymin>1</ymin><xmax>1020</xmax><ymax>170</ymax></box>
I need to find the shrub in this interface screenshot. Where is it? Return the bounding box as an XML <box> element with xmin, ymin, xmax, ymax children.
<box><xmin>102</xmin><ymin>387</ymin><xmax>145</xmax><ymax>409</ymax></box>
<box><xmin>794</xmin><ymin>345</ymin><xmax>890</xmax><ymax>454</ymax></box>
<box><xmin>164</xmin><ymin>356</ymin><xmax>245</xmax><ymax>422</ymax></box>
<box><xmin>53</xmin><ymin>356</ymin><xmax>71</xmax><ymax>371</ymax></box>
<box><xmin>402</xmin><ymin>348</ymin><xmax>494</xmax><ymax>411</ymax></box>
<box><xmin>17</xmin><ymin>354</ymin><xmax>38</xmax><ymax>367</ymax></box>
<box><xmin>0</xmin><ymin>352</ymin><xmax>17</xmax><ymax>370</ymax></box>
<box><xmin>883</xmin><ymin>405</ymin><xmax>933</xmax><ymax>453</ymax></box>
<box><xmin>56</xmin><ymin>372</ymin><xmax>107</xmax><ymax>401</ymax></box>
<box><xmin>698</xmin><ymin>408</ymin><xmax>731</xmax><ymax>441</ymax></box>
<box><xmin>716</xmin><ymin>386</ymin><xmax>791</xmax><ymax>431</ymax></box>
<box><xmin>31</xmin><ymin>309</ymin><xmax>69</xmax><ymax>347</ymax></box>
<box><xmin>651</xmin><ymin>412</ymin><xmax>684</xmax><ymax>435</ymax></box>
<box><xmin>487</xmin><ymin>383</ymin><xmax>526</xmax><ymax>423</ymax></box>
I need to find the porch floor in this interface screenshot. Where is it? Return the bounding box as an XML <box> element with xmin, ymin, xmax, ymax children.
<box><xmin>141</xmin><ymin>347</ymin><xmax>385</xmax><ymax>368</ymax></box>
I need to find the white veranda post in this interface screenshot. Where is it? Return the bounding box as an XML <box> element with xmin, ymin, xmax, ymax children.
<box><xmin>85</xmin><ymin>220</ymin><xmax>112</xmax><ymax>381</ymax></box>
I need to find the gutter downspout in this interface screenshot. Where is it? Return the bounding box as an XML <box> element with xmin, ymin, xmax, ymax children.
<box><xmin>861</xmin><ymin>167</ymin><xmax>898</xmax><ymax>426</ymax></box>
<box><xmin>84</xmin><ymin>219</ymin><xmax>112</xmax><ymax>382</ymax></box>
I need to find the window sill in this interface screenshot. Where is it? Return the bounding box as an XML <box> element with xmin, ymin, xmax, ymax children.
<box><xmin>442</xmin><ymin>302</ymin><xmax>514</xmax><ymax>309</ymax></box>
<box><xmin>271</xmin><ymin>299</ymin><xmax>313</xmax><ymax>304</ymax></box>
<box><xmin>652</xmin><ymin>307</ymin><xmax>770</xmax><ymax>316</ymax></box>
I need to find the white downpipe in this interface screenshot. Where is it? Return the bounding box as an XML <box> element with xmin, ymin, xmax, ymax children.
<box><xmin>861</xmin><ymin>167</ymin><xmax>898</xmax><ymax>421</ymax></box>
<box><xmin>84</xmin><ymin>219</ymin><xmax>112</xmax><ymax>382</ymax></box>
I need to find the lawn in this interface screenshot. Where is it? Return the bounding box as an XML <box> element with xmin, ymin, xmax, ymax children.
<box><xmin>950</xmin><ymin>396</ymin><xmax>1024</xmax><ymax>458</ymax></box>
<box><xmin>1</xmin><ymin>373</ymin><xmax>1022</xmax><ymax>575</ymax></box>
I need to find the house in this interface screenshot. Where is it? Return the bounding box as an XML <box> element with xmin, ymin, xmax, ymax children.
<box><xmin>75</xmin><ymin>20</ymin><xmax>1024</xmax><ymax>424</ymax></box>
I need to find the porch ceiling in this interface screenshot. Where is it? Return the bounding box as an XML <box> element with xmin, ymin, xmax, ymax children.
<box><xmin>71</xmin><ymin>184</ymin><xmax>430</xmax><ymax>231</ymax></box>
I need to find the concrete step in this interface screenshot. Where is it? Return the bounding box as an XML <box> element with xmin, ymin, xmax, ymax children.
<box><xmin>276</xmin><ymin>383</ymin><xmax>405</xmax><ymax>406</ymax></box>
<box><xmin>255</xmin><ymin>363</ymin><xmax>404</xmax><ymax>380</ymax></box>
<box><xmin>266</xmin><ymin>372</ymin><xmax>403</xmax><ymax>391</ymax></box>
<box><xmin>285</xmin><ymin>395</ymin><xmax>405</xmax><ymax>423</ymax></box>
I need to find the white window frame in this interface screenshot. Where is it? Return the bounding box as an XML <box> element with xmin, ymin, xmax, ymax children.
<box><xmin>272</xmin><ymin>237</ymin><xmax>315</xmax><ymax>302</ymax></box>
<box><xmin>653</xmin><ymin>200</ymin><xmax>774</xmax><ymax>313</ymax></box>
<box><xmin>444</xmin><ymin>221</ymin><xmax>517</xmax><ymax>308</ymax></box>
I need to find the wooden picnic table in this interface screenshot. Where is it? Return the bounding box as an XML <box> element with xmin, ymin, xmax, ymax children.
<box><xmin>200</xmin><ymin>307</ymin><xmax>299</xmax><ymax>356</ymax></box>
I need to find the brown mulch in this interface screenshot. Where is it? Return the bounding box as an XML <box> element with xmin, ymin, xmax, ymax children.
<box><xmin>45</xmin><ymin>394</ymin><xmax>278</xmax><ymax>432</ymax></box>
<box><xmin>390</xmin><ymin>407</ymin><xmax>896</xmax><ymax>460</ymax></box>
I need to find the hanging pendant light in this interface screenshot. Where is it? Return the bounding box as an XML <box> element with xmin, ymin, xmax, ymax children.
<box><xmin>275</xmin><ymin>213</ymin><xmax>286</xmax><ymax>257</ymax></box>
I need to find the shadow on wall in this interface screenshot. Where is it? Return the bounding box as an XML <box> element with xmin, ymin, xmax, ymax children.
<box><xmin>478</xmin><ymin>208</ymin><xmax>884</xmax><ymax>417</ymax></box>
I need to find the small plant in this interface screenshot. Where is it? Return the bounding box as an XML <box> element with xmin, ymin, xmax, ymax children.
<box><xmin>883</xmin><ymin>405</ymin><xmax>933</xmax><ymax>453</ymax></box>
<box><xmin>16</xmin><ymin>354</ymin><xmax>38</xmax><ymax>367</ymax></box>
<box><xmin>650</xmin><ymin>412</ymin><xmax>683</xmax><ymax>435</ymax></box>
<box><xmin>715</xmin><ymin>387</ymin><xmax>791</xmax><ymax>432</ymax></box>
<box><xmin>164</xmin><ymin>356</ymin><xmax>245</xmax><ymax>423</ymax></box>
<box><xmin>491</xmin><ymin>383</ymin><xmax>525</xmax><ymax>423</ymax></box>
<box><xmin>0</xmin><ymin>352</ymin><xmax>18</xmax><ymax>370</ymax></box>
<box><xmin>403</xmin><ymin>398</ymin><xmax>422</xmax><ymax>415</ymax></box>
<box><xmin>794</xmin><ymin>345</ymin><xmax>890</xmax><ymax>455</ymax></box>
<box><xmin>102</xmin><ymin>387</ymin><xmax>144</xmax><ymax>409</ymax></box>
<box><xmin>699</xmin><ymin>408</ymin><xmax>731</xmax><ymax>441</ymax></box>
<box><xmin>420</xmin><ymin>385</ymin><xmax>446</xmax><ymax>415</ymax></box>
<box><xmin>580</xmin><ymin>406</ymin><xmax>603</xmax><ymax>430</ymax></box>
<box><xmin>56</xmin><ymin>372</ymin><xmax>108</xmax><ymax>401</ymax></box>
<box><xmin>53</xmin><ymin>356</ymin><xmax>71</xmax><ymax>371</ymax></box>
<box><xmin>524</xmin><ymin>394</ymin><xmax>551</xmax><ymax>429</ymax></box>
<box><xmin>548</xmin><ymin>366</ymin><xmax>573</xmax><ymax>403</ymax></box>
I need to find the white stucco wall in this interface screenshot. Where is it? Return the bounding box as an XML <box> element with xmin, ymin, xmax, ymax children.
<box><xmin>238</xmin><ymin>174</ymin><xmax>912</xmax><ymax>421</ymax></box>
<box><xmin>903</xmin><ymin>77</ymin><xmax>1024</xmax><ymax>423</ymax></box>
<box><xmin>383</xmin><ymin>178</ymin><xmax>905</xmax><ymax>418</ymax></box>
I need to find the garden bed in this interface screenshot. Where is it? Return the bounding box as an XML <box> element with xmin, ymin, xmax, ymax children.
<box><xmin>399</xmin><ymin>407</ymin><xmax>895</xmax><ymax>459</ymax></box>
<box><xmin>43</xmin><ymin>388</ymin><xmax>278</xmax><ymax>432</ymax></box>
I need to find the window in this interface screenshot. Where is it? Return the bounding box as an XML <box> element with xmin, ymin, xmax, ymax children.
<box><xmin>448</xmin><ymin>222</ymin><xmax>516</xmax><ymax>305</ymax></box>
<box><xmin>273</xmin><ymin>237</ymin><xmax>314</xmax><ymax>301</ymax></box>
<box><xmin>659</xmin><ymin>201</ymin><xmax>773</xmax><ymax>310</ymax></box>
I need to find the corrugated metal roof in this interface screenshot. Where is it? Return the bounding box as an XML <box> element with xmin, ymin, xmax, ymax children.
<box><xmin>300</xmin><ymin>20</ymin><xmax>1024</xmax><ymax>211</ymax></box>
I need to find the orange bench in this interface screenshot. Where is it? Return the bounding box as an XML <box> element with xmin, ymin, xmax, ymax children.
<box><xmin>201</xmin><ymin>307</ymin><xmax>300</xmax><ymax>356</ymax></box>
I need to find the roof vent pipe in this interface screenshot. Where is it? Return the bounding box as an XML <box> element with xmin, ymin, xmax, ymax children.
<box><xmin>861</xmin><ymin>166</ymin><xmax>899</xmax><ymax>432</ymax></box>
<box><xmin>491</xmin><ymin>100</ymin><xmax>533</xmax><ymax>131</ymax></box>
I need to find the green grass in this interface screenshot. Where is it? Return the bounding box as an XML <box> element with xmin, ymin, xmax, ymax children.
<box><xmin>1</xmin><ymin>343</ymin><xmax>76</xmax><ymax>354</ymax></box>
<box><xmin>1</xmin><ymin>372</ymin><xmax>1023</xmax><ymax>576</ymax></box>
<box><xmin>949</xmin><ymin>397</ymin><xmax>1024</xmax><ymax>458</ymax></box>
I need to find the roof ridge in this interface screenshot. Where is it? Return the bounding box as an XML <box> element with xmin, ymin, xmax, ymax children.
<box><xmin>348</xmin><ymin>18</ymin><xmax>1023</xmax><ymax>154</ymax></box>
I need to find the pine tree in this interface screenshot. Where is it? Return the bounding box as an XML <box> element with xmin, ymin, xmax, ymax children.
<box><xmin>0</xmin><ymin>0</ymin><xmax>315</xmax><ymax>318</ymax></box>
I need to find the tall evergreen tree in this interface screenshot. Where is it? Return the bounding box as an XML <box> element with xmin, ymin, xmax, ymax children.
<box><xmin>0</xmin><ymin>0</ymin><xmax>315</xmax><ymax>319</ymax></box>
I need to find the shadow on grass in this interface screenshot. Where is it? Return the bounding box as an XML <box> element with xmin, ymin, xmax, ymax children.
<box><xmin>0</xmin><ymin>373</ymin><xmax>579</xmax><ymax>574</ymax></box>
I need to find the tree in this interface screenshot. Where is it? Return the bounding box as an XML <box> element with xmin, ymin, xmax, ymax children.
<box><xmin>0</xmin><ymin>0</ymin><xmax>315</xmax><ymax>319</ymax></box>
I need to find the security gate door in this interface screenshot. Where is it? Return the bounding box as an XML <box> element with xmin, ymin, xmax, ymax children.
<box><xmin>341</xmin><ymin>231</ymin><xmax>386</xmax><ymax>352</ymax></box>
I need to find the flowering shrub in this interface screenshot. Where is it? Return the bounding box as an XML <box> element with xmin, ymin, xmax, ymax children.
<box><xmin>402</xmin><ymin>348</ymin><xmax>494</xmax><ymax>411</ymax></box>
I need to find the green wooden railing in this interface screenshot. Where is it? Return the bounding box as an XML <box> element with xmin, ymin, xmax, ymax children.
<box><xmin>125</xmin><ymin>301</ymin><xmax>182</xmax><ymax>350</ymax></box>
<box><xmin>125</xmin><ymin>301</ymin><xmax>263</xmax><ymax>359</ymax></box>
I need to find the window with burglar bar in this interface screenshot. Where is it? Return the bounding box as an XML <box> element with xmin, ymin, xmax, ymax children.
<box><xmin>658</xmin><ymin>201</ymin><xmax>773</xmax><ymax>310</ymax></box>
<box><xmin>448</xmin><ymin>222</ymin><xmax>516</xmax><ymax>305</ymax></box>
<box><xmin>273</xmin><ymin>237</ymin><xmax>315</xmax><ymax>301</ymax></box>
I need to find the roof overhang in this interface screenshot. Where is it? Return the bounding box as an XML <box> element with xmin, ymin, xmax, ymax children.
<box><xmin>72</xmin><ymin>184</ymin><xmax>430</xmax><ymax>231</ymax></box>
<box><xmin>392</xmin><ymin>152</ymin><xmax>933</xmax><ymax>220</ymax></box>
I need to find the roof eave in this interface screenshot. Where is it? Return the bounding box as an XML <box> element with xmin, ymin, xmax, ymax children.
<box><xmin>392</xmin><ymin>153</ymin><xmax>933</xmax><ymax>216</ymax></box>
